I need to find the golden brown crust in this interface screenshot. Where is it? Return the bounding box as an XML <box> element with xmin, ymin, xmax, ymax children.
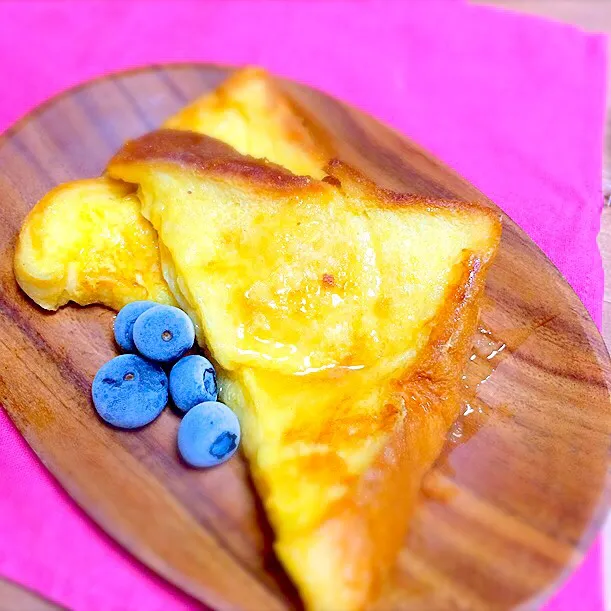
<box><xmin>301</xmin><ymin>255</ymin><xmax>492</xmax><ymax>609</ymax></box>
<box><xmin>326</xmin><ymin>158</ymin><xmax>501</xmax><ymax>221</ymax></box>
<box><xmin>164</xmin><ymin>66</ymin><xmax>334</xmax><ymax>175</ymax></box>
<box><xmin>110</xmin><ymin>130</ymin><xmax>503</xmax><ymax>235</ymax></box>
<box><xmin>108</xmin><ymin>129</ymin><xmax>325</xmax><ymax>194</ymax></box>
<box><xmin>107</xmin><ymin>126</ymin><xmax>501</xmax><ymax>609</ymax></box>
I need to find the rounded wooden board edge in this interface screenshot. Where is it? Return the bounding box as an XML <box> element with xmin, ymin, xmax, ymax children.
<box><xmin>0</xmin><ymin>63</ymin><xmax>610</xmax><ymax>611</ymax></box>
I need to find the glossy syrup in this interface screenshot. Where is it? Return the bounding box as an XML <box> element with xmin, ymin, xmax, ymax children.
<box><xmin>451</xmin><ymin>314</ymin><xmax>557</xmax><ymax>443</ymax></box>
<box><xmin>422</xmin><ymin>315</ymin><xmax>553</xmax><ymax>503</ymax></box>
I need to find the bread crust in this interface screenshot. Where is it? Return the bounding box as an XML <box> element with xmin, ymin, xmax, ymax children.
<box><xmin>110</xmin><ymin>129</ymin><xmax>503</xmax><ymax>230</ymax></box>
<box><xmin>109</xmin><ymin>129</ymin><xmax>323</xmax><ymax>194</ymax></box>
<box><xmin>164</xmin><ymin>66</ymin><xmax>333</xmax><ymax>176</ymax></box>
<box><xmin>108</xmin><ymin>128</ymin><xmax>502</xmax><ymax>611</ymax></box>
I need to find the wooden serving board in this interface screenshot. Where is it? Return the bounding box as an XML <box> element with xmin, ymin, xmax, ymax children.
<box><xmin>0</xmin><ymin>65</ymin><xmax>610</xmax><ymax>611</ymax></box>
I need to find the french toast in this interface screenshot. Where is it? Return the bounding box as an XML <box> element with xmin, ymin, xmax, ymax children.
<box><xmin>14</xmin><ymin>67</ymin><xmax>330</xmax><ymax>311</ymax></box>
<box><xmin>164</xmin><ymin>66</ymin><xmax>329</xmax><ymax>179</ymax></box>
<box><xmin>13</xmin><ymin>178</ymin><xmax>175</xmax><ymax>310</ymax></box>
<box><xmin>107</xmin><ymin>129</ymin><xmax>502</xmax><ymax>610</ymax></box>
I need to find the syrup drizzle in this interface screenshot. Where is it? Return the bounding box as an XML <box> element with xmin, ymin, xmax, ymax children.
<box><xmin>423</xmin><ymin>312</ymin><xmax>558</xmax><ymax>503</ymax></box>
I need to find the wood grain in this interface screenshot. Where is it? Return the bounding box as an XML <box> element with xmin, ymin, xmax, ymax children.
<box><xmin>476</xmin><ymin>0</ymin><xmax>611</xmax><ymax>410</ymax></box>
<box><xmin>0</xmin><ymin>65</ymin><xmax>610</xmax><ymax>611</ymax></box>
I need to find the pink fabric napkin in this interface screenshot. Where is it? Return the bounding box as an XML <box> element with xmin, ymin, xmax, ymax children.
<box><xmin>0</xmin><ymin>1</ymin><xmax>606</xmax><ymax>609</ymax></box>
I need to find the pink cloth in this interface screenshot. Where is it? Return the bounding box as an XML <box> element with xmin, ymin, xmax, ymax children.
<box><xmin>0</xmin><ymin>1</ymin><xmax>606</xmax><ymax>609</ymax></box>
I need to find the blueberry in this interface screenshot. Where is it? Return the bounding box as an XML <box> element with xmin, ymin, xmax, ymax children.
<box><xmin>170</xmin><ymin>355</ymin><xmax>218</xmax><ymax>413</ymax></box>
<box><xmin>92</xmin><ymin>354</ymin><xmax>168</xmax><ymax>429</ymax></box>
<box><xmin>177</xmin><ymin>402</ymin><xmax>240</xmax><ymax>468</ymax></box>
<box><xmin>132</xmin><ymin>305</ymin><xmax>195</xmax><ymax>363</ymax></box>
<box><xmin>113</xmin><ymin>301</ymin><xmax>157</xmax><ymax>352</ymax></box>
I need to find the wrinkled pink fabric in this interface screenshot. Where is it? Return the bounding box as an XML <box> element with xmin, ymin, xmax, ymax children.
<box><xmin>0</xmin><ymin>1</ymin><xmax>606</xmax><ymax>609</ymax></box>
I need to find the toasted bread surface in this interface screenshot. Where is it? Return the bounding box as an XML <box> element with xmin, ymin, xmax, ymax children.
<box><xmin>164</xmin><ymin>66</ymin><xmax>330</xmax><ymax>179</ymax></box>
<box><xmin>14</xmin><ymin>178</ymin><xmax>175</xmax><ymax>310</ymax></box>
<box><xmin>15</xmin><ymin>67</ymin><xmax>330</xmax><ymax>311</ymax></box>
<box><xmin>108</xmin><ymin>129</ymin><xmax>501</xmax><ymax>610</ymax></box>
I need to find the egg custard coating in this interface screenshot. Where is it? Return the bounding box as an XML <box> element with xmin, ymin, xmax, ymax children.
<box><xmin>108</xmin><ymin>130</ymin><xmax>501</xmax><ymax>611</ymax></box>
<box><xmin>14</xmin><ymin>178</ymin><xmax>175</xmax><ymax>310</ymax></box>
<box><xmin>15</xmin><ymin>67</ymin><xmax>330</xmax><ymax>311</ymax></box>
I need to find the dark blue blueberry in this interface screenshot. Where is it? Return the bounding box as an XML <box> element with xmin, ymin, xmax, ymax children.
<box><xmin>92</xmin><ymin>354</ymin><xmax>168</xmax><ymax>429</ymax></box>
<box><xmin>177</xmin><ymin>401</ymin><xmax>240</xmax><ymax>468</ymax></box>
<box><xmin>113</xmin><ymin>301</ymin><xmax>157</xmax><ymax>352</ymax></box>
<box><xmin>170</xmin><ymin>355</ymin><xmax>218</xmax><ymax>413</ymax></box>
<box><xmin>132</xmin><ymin>305</ymin><xmax>195</xmax><ymax>363</ymax></box>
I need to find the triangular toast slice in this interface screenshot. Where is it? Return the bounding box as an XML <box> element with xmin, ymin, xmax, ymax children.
<box><xmin>107</xmin><ymin>130</ymin><xmax>501</xmax><ymax>610</ymax></box>
<box><xmin>14</xmin><ymin>178</ymin><xmax>177</xmax><ymax>310</ymax></box>
<box><xmin>15</xmin><ymin>67</ymin><xmax>330</xmax><ymax>310</ymax></box>
<box><xmin>164</xmin><ymin>66</ymin><xmax>329</xmax><ymax>179</ymax></box>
